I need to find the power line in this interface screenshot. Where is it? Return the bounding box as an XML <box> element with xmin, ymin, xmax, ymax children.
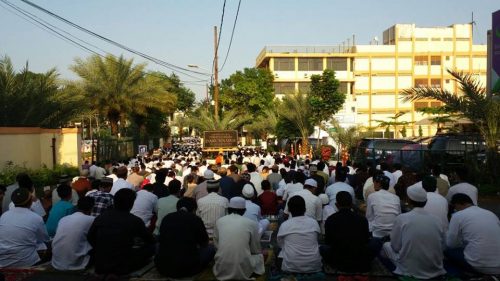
<box><xmin>212</xmin><ymin>0</ymin><xmax>227</xmax><ymax>75</ymax></box>
<box><xmin>18</xmin><ymin>0</ymin><xmax>211</xmax><ymax>80</ymax></box>
<box><xmin>0</xmin><ymin>0</ymin><xmax>210</xmax><ymax>87</ymax></box>
<box><xmin>0</xmin><ymin>0</ymin><xmax>103</xmax><ymax>58</ymax></box>
<box><xmin>219</xmin><ymin>0</ymin><xmax>241</xmax><ymax>72</ymax></box>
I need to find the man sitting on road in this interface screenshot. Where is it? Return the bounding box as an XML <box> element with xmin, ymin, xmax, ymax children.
<box><xmin>213</xmin><ymin>197</ymin><xmax>265</xmax><ymax>280</ymax></box>
<box><xmin>155</xmin><ymin>197</ymin><xmax>215</xmax><ymax>278</ymax></box>
<box><xmin>322</xmin><ymin>191</ymin><xmax>372</xmax><ymax>273</ymax></box>
<box><xmin>51</xmin><ymin>197</ymin><xmax>95</xmax><ymax>270</ymax></box>
<box><xmin>446</xmin><ymin>193</ymin><xmax>500</xmax><ymax>275</ymax></box>
<box><xmin>197</xmin><ymin>179</ymin><xmax>228</xmax><ymax>239</ymax></box>
<box><xmin>277</xmin><ymin>195</ymin><xmax>322</xmax><ymax>273</ymax></box>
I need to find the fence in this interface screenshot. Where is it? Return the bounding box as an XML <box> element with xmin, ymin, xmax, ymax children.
<box><xmin>353</xmin><ymin>148</ymin><xmax>486</xmax><ymax>175</ymax></box>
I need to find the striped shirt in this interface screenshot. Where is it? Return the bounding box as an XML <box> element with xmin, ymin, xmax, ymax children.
<box><xmin>197</xmin><ymin>192</ymin><xmax>228</xmax><ymax>238</ymax></box>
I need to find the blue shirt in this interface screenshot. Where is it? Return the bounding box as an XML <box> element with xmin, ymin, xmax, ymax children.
<box><xmin>46</xmin><ymin>200</ymin><xmax>75</xmax><ymax>237</ymax></box>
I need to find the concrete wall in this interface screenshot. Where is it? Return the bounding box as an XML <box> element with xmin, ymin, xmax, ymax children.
<box><xmin>0</xmin><ymin>127</ymin><xmax>81</xmax><ymax>169</ymax></box>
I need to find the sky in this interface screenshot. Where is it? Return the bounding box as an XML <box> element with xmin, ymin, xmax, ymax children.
<box><xmin>0</xmin><ymin>0</ymin><xmax>498</xmax><ymax>100</ymax></box>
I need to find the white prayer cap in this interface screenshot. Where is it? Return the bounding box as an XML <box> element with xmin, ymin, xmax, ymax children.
<box><xmin>203</xmin><ymin>169</ymin><xmax>214</xmax><ymax>180</ymax></box>
<box><xmin>229</xmin><ymin>197</ymin><xmax>246</xmax><ymax>209</ymax></box>
<box><xmin>407</xmin><ymin>184</ymin><xmax>427</xmax><ymax>202</ymax></box>
<box><xmin>319</xmin><ymin>193</ymin><xmax>329</xmax><ymax>205</ymax></box>
<box><xmin>304</xmin><ymin>178</ymin><xmax>317</xmax><ymax>188</ymax></box>
<box><xmin>242</xmin><ymin>184</ymin><xmax>255</xmax><ymax>199</ymax></box>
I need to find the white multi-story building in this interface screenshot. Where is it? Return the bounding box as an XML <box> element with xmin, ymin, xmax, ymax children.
<box><xmin>256</xmin><ymin>23</ymin><xmax>487</xmax><ymax>137</ymax></box>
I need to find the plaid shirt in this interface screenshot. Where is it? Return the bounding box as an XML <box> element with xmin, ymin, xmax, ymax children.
<box><xmin>86</xmin><ymin>190</ymin><xmax>114</xmax><ymax>217</ymax></box>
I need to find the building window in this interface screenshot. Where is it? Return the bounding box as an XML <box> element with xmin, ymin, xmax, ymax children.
<box><xmin>414</xmin><ymin>101</ymin><xmax>429</xmax><ymax>109</ymax></box>
<box><xmin>298</xmin><ymin>82</ymin><xmax>311</xmax><ymax>93</ymax></box>
<box><xmin>326</xmin><ymin>58</ymin><xmax>347</xmax><ymax>71</ymax></box>
<box><xmin>414</xmin><ymin>56</ymin><xmax>428</xmax><ymax>66</ymax></box>
<box><xmin>274</xmin><ymin>58</ymin><xmax>294</xmax><ymax>71</ymax></box>
<box><xmin>274</xmin><ymin>82</ymin><xmax>295</xmax><ymax>95</ymax></box>
<box><xmin>430</xmin><ymin>79</ymin><xmax>441</xmax><ymax>88</ymax></box>
<box><xmin>430</xmin><ymin>56</ymin><xmax>441</xmax><ymax>65</ymax></box>
<box><xmin>298</xmin><ymin>58</ymin><xmax>323</xmax><ymax>71</ymax></box>
<box><xmin>430</xmin><ymin>102</ymin><xmax>442</xmax><ymax>108</ymax></box>
<box><xmin>338</xmin><ymin>82</ymin><xmax>348</xmax><ymax>94</ymax></box>
<box><xmin>414</xmin><ymin>78</ymin><xmax>428</xmax><ymax>87</ymax></box>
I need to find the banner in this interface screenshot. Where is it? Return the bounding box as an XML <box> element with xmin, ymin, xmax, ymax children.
<box><xmin>493</xmin><ymin>10</ymin><xmax>500</xmax><ymax>93</ymax></box>
<box><xmin>203</xmin><ymin>130</ymin><xmax>238</xmax><ymax>151</ymax></box>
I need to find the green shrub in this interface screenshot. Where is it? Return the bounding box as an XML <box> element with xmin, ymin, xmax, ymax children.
<box><xmin>0</xmin><ymin>162</ymin><xmax>79</xmax><ymax>197</ymax></box>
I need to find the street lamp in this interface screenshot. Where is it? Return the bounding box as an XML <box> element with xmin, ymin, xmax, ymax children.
<box><xmin>188</xmin><ymin>64</ymin><xmax>213</xmax><ymax>112</ymax></box>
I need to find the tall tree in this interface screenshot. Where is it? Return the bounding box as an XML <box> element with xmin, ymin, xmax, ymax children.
<box><xmin>219</xmin><ymin>67</ymin><xmax>275</xmax><ymax>118</ymax></box>
<box><xmin>402</xmin><ymin>70</ymin><xmax>500</xmax><ymax>183</ymax></box>
<box><xmin>70</xmin><ymin>55</ymin><xmax>176</xmax><ymax>135</ymax></box>
<box><xmin>278</xmin><ymin>92</ymin><xmax>313</xmax><ymax>154</ymax></box>
<box><xmin>246</xmin><ymin>108</ymin><xmax>278</xmax><ymax>141</ymax></box>
<box><xmin>151</xmin><ymin>72</ymin><xmax>195</xmax><ymax>112</ymax></box>
<box><xmin>374</xmin><ymin>112</ymin><xmax>412</xmax><ymax>138</ymax></box>
<box><xmin>0</xmin><ymin>56</ymin><xmax>84</xmax><ymax>127</ymax></box>
<box><xmin>308</xmin><ymin>69</ymin><xmax>346</xmax><ymax>146</ymax></box>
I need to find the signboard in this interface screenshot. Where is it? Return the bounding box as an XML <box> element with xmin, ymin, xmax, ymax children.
<box><xmin>203</xmin><ymin>130</ymin><xmax>239</xmax><ymax>151</ymax></box>
<box><xmin>493</xmin><ymin>10</ymin><xmax>500</xmax><ymax>93</ymax></box>
<box><xmin>138</xmin><ymin>145</ymin><xmax>148</xmax><ymax>156</ymax></box>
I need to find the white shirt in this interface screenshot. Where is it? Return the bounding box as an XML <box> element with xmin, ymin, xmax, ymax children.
<box><xmin>386</xmin><ymin>208</ymin><xmax>446</xmax><ymax>279</ymax></box>
<box><xmin>94</xmin><ymin>166</ymin><xmax>107</xmax><ymax>180</ymax></box>
<box><xmin>110</xmin><ymin>178</ymin><xmax>134</xmax><ymax>195</ymax></box>
<box><xmin>446</xmin><ymin>182</ymin><xmax>478</xmax><ymax>206</ymax></box>
<box><xmin>51</xmin><ymin>212</ymin><xmax>95</xmax><ymax>270</ymax></box>
<box><xmin>447</xmin><ymin>206</ymin><xmax>500</xmax><ymax>274</ymax></box>
<box><xmin>424</xmin><ymin>192</ymin><xmax>449</xmax><ymax>231</ymax></box>
<box><xmin>249</xmin><ymin>172</ymin><xmax>263</xmax><ymax>195</ymax></box>
<box><xmin>9</xmin><ymin>198</ymin><xmax>46</xmax><ymax>217</ymax></box>
<box><xmin>283</xmin><ymin>182</ymin><xmax>304</xmax><ymax>201</ymax></box>
<box><xmin>325</xmin><ymin>182</ymin><xmax>355</xmax><ymax>211</ymax></box>
<box><xmin>321</xmin><ymin>205</ymin><xmax>335</xmax><ymax>234</ymax></box>
<box><xmin>285</xmin><ymin>189</ymin><xmax>322</xmax><ymax>221</ymax></box>
<box><xmin>213</xmin><ymin>214</ymin><xmax>264</xmax><ymax>280</ymax></box>
<box><xmin>106</xmin><ymin>174</ymin><xmax>118</xmax><ymax>183</ymax></box>
<box><xmin>243</xmin><ymin>200</ymin><xmax>262</xmax><ymax>223</ymax></box>
<box><xmin>366</xmin><ymin>189</ymin><xmax>401</xmax><ymax>238</ymax></box>
<box><xmin>277</xmin><ymin>216</ymin><xmax>322</xmax><ymax>273</ymax></box>
<box><xmin>130</xmin><ymin>190</ymin><xmax>158</xmax><ymax>226</ymax></box>
<box><xmin>276</xmin><ymin>179</ymin><xmax>287</xmax><ymax>197</ymax></box>
<box><xmin>383</xmin><ymin>170</ymin><xmax>396</xmax><ymax>188</ymax></box>
<box><xmin>0</xmin><ymin>207</ymin><xmax>50</xmax><ymax>267</ymax></box>
<box><xmin>197</xmin><ymin>192</ymin><xmax>228</xmax><ymax>238</ymax></box>
<box><xmin>2</xmin><ymin>183</ymin><xmax>18</xmax><ymax>214</ymax></box>
<box><xmin>392</xmin><ymin>170</ymin><xmax>402</xmax><ymax>184</ymax></box>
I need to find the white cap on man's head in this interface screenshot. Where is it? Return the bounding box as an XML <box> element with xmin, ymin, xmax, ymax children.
<box><xmin>204</xmin><ymin>169</ymin><xmax>214</xmax><ymax>180</ymax></box>
<box><xmin>319</xmin><ymin>193</ymin><xmax>329</xmax><ymax>205</ymax></box>
<box><xmin>407</xmin><ymin>184</ymin><xmax>427</xmax><ymax>202</ymax></box>
<box><xmin>242</xmin><ymin>184</ymin><xmax>255</xmax><ymax>199</ymax></box>
<box><xmin>229</xmin><ymin>197</ymin><xmax>246</xmax><ymax>209</ymax></box>
<box><xmin>304</xmin><ymin>178</ymin><xmax>317</xmax><ymax>188</ymax></box>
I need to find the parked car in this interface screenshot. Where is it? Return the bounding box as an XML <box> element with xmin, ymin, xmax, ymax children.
<box><xmin>353</xmin><ymin>138</ymin><xmax>417</xmax><ymax>166</ymax></box>
<box><xmin>427</xmin><ymin>133</ymin><xmax>487</xmax><ymax>165</ymax></box>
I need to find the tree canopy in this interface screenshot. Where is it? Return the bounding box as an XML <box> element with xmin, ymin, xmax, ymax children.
<box><xmin>219</xmin><ymin>67</ymin><xmax>275</xmax><ymax>118</ymax></box>
<box><xmin>308</xmin><ymin>69</ymin><xmax>346</xmax><ymax>129</ymax></box>
<box><xmin>70</xmin><ymin>54</ymin><xmax>177</xmax><ymax>135</ymax></box>
<box><xmin>402</xmin><ymin>69</ymin><xmax>500</xmax><ymax>183</ymax></box>
<box><xmin>0</xmin><ymin>56</ymin><xmax>84</xmax><ymax>128</ymax></box>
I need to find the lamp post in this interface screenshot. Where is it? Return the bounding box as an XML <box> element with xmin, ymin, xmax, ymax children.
<box><xmin>188</xmin><ymin>64</ymin><xmax>212</xmax><ymax>111</ymax></box>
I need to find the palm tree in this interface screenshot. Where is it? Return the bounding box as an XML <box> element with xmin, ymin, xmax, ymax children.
<box><xmin>278</xmin><ymin>92</ymin><xmax>313</xmax><ymax>155</ymax></box>
<box><xmin>245</xmin><ymin>108</ymin><xmax>278</xmax><ymax>141</ymax></box>
<box><xmin>328</xmin><ymin>121</ymin><xmax>362</xmax><ymax>155</ymax></box>
<box><xmin>402</xmin><ymin>69</ymin><xmax>500</xmax><ymax>182</ymax></box>
<box><xmin>70</xmin><ymin>55</ymin><xmax>176</xmax><ymax>136</ymax></box>
<box><xmin>373</xmin><ymin>112</ymin><xmax>412</xmax><ymax>139</ymax></box>
<box><xmin>0</xmin><ymin>56</ymin><xmax>84</xmax><ymax>127</ymax></box>
<box><xmin>186</xmin><ymin>109</ymin><xmax>251</xmax><ymax>133</ymax></box>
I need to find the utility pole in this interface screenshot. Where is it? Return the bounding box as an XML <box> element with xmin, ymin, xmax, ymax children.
<box><xmin>213</xmin><ymin>26</ymin><xmax>219</xmax><ymax>120</ymax></box>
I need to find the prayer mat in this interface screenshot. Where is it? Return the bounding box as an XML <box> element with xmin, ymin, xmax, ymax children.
<box><xmin>0</xmin><ymin>269</ymin><xmax>39</xmax><ymax>281</ymax></box>
<box><xmin>323</xmin><ymin>258</ymin><xmax>393</xmax><ymax>277</ymax></box>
